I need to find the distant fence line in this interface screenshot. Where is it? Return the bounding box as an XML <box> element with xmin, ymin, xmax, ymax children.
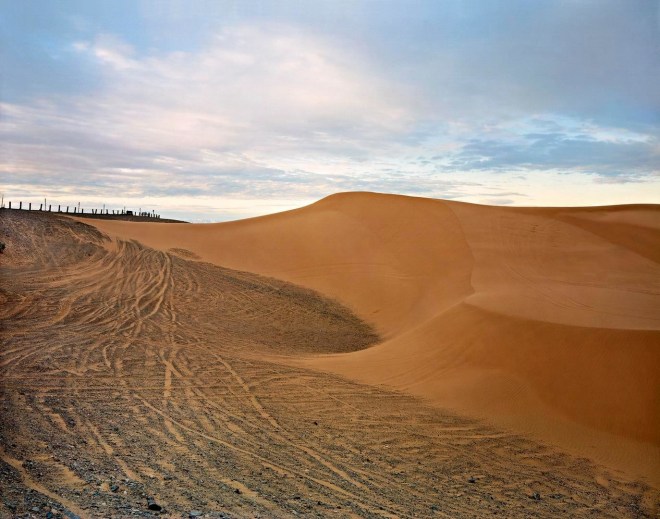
<box><xmin>0</xmin><ymin>201</ymin><xmax>161</xmax><ymax>219</ymax></box>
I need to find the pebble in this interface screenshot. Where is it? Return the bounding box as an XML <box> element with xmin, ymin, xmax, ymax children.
<box><xmin>146</xmin><ymin>496</ymin><xmax>162</xmax><ymax>511</ymax></box>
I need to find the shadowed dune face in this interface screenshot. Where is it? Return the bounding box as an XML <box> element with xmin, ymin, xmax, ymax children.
<box><xmin>84</xmin><ymin>192</ymin><xmax>660</xmax><ymax>485</ymax></box>
<box><xmin>8</xmin><ymin>210</ymin><xmax>660</xmax><ymax>517</ymax></box>
<box><xmin>451</xmin><ymin>202</ymin><xmax>660</xmax><ymax>330</ymax></box>
<box><xmin>0</xmin><ymin>210</ymin><xmax>378</xmax><ymax>357</ymax></box>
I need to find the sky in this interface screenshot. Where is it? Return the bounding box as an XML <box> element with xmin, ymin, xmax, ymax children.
<box><xmin>1</xmin><ymin>0</ymin><xmax>659</xmax><ymax>222</ymax></box>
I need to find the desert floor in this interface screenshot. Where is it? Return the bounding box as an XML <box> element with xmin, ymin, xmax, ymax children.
<box><xmin>1</xmin><ymin>195</ymin><xmax>658</xmax><ymax>518</ymax></box>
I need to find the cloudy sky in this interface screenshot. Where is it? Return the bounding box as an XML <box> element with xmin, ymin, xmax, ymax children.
<box><xmin>1</xmin><ymin>0</ymin><xmax>659</xmax><ymax>221</ymax></box>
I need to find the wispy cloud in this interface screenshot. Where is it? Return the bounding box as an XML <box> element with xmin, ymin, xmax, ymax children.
<box><xmin>2</xmin><ymin>26</ymin><xmax>420</xmax><ymax>208</ymax></box>
<box><xmin>449</xmin><ymin>131</ymin><xmax>659</xmax><ymax>180</ymax></box>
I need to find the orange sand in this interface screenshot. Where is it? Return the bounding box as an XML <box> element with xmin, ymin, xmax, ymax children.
<box><xmin>83</xmin><ymin>192</ymin><xmax>660</xmax><ymax>484</ymax></box>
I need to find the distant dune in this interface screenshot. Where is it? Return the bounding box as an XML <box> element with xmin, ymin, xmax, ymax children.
<box><xmin>84</xmin><ymin>192</ymin><xmax>660</xmax><ymax>484</ymax></box>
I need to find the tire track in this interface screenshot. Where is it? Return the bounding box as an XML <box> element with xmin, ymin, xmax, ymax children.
<box><xmin>1</xmin><ymin>210</ymin><xmax>656</xmax><ymax>519</ymax></box>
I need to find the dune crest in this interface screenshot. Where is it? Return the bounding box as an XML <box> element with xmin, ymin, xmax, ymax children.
<box><xmin>85</xmin><ymin>192</ymin><xmax>660</xmax><ymax>484</ymax></box>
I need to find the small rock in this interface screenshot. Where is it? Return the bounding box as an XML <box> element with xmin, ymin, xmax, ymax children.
<box><xmin>234</xmin><ymin>488</ymin><xmax>241</xmax><ymax>494</ymax></box>
<box><xmin>313</xmin><ymin>421</ymin><xmax>318</xmax><ymax>426</ymax></box>
<box><xmin>530</xmin><ymin>492</ymin><xmax>541</xmax><ymax>501</ymax></box>
<box><xmin>31</xmin><ymin>506</ymin><xmax>41</xmax><ymax>513</ymax></box>
<box><xmin>189</xmin><ymin>512</ymin><xmax>203</xmax><ymax>518</ymax></box>
<box><xmin>146</xmin><ymin>497</ymin><xmax>162</xmax><ymax>511</ymax></box>
<box><xmin>468</xmin><ymin>477</ymin><xmax>476</xmax><ymax>484</ymax></box>
<box><xmin>110</xmin><ymin>484</ymin><xmax>119</xmax><ymax>493</ymax></box>
<box><xmin>46</xmin><ymin>512</ymin><xmax>55</xmax><ymax>519</ymax></box>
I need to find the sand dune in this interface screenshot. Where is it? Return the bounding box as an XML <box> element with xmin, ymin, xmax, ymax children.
<box><xmin>2</xmin><ymin>201</ymin><xmax>659</xmax><ymax>517</ymax></box>
<box><xmin>86</xmin><ymin>192</ymin><xmax>660</xmax><ymax>485</ymax></box>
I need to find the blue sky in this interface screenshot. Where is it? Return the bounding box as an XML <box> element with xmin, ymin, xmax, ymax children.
<box><xmin>1</xmin><ymin>0</ymin><xmax>658</xmax><ymax>221</ymax></box>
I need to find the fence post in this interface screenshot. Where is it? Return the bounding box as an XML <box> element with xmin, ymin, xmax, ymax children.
<box><xmin>8</xmin><ymin>201</ymin><xmax>11</xmax><ymax>209</ymax></box>
<box><xmin>48</xmin><ymin>205</ymin><xmax>51</xmax><ymax>212</ymax></box>
<box><xmin>29</xmin><ymin>202</ymin><xmax>31</xmax><ymax>210</ymax></box>
<box><xmin>66</xmin><ymin>206</ymin><xmax>69</xmax><ymax>213</ymax></box>
<box><xmin>19</xmin><ymin>201</ymin><xmax>22</xmax><ymax>210</ymax></box>
<box><xmin>39</xmin><ymin>203</ymin><xmax>42</xmax><ymax>211</ymax></box>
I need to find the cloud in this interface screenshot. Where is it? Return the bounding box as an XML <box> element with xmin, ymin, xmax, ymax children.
<box><xmin>73</xmin><ymin>34</ymin><xmax>138</xmax><ymax>70</ymax></box>
<box><xmin>448</xmin><ymin>132</ymin><xmax>659</xmax><ymax>181</ymax></box>
<box><xmin>2</xmin><ymin>2</ymin><xmax>659</xmax><ymax>219</ymax></box>
<box><xmin>480</xmin><ymin>198</ymin><xmax>516</xmax><ymax>206</ymax></box>
<box><xmin>1</xmin><ymin>25</ymin><xmax>423</xmax><ymax>207</ymax></box>
<box><xmin>400</xmin><ymin>0</ymin><xmax>660</xmax><ymax>126</ymax></box>
<box><xmin>67</xmin><ymin>25</ymin><xmax>411</xmax><ymax>150</ymax></box>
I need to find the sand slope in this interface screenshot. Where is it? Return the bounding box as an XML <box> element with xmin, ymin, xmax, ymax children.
<box><xmin>85</xmin><ymin>192</ymin><xmax>660</xmax><ymax>483</ymax></box>
<box><xmin>9</xmin><ymin>210</ymin><xmax>659</xmax><ymax>517</ymax></box>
